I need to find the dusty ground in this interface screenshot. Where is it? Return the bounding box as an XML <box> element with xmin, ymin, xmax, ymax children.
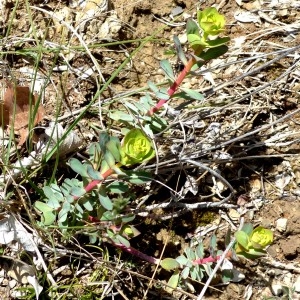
<box><xmin>1</xmin><ymin>0</ymin><xmax>300</xmax><ymax>299</ymax></box>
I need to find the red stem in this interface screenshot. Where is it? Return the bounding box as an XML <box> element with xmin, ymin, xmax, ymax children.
<box><xmin>73</xmin><ymin>168</ymin><xmax>115</xmax><ymax>200</ymax></box>
<box><xmin>193</xmin><ymin>251</ymin><xmax>232</xmax><ymax>265</ymax></box>
<box><xmin>114</xmin><ymin>242</ymin><xmax>160</xmax><ymax>265</ymax></box>
<box><xmin>147</xmin><ymin>48</ymin><xmax>203</xmax><ymax>116</ymax></box>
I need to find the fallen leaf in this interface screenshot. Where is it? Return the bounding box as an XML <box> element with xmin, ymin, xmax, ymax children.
<box><xmin>0</xmin><ymin>81</ymin><xmax>45</xmax><ymax>145</ymax></box>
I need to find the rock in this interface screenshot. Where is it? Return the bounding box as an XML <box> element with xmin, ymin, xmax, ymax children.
<box><xmin>271</xmin><ymin>284</ymin><xmax>283</xmax><ymax>296</ymax></box>
<box><xmin>293</xmin><ymin>275</ymin><xmax>300</xmax><ymax>293</ymax></box>
<box><xmin>276</xmin><ymin>218</ymin><xmax>288</xmax><ymax>232</ymax></box>
<box><xmin>8</xmin><ymin>279</ymin><xmax>17</xmax><ymax>289</ymax></box>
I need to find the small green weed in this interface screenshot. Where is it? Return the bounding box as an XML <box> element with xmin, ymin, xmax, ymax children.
<box><xmin>33</xmin><ymin>6</ymin><xmax>274</xmax><ymax>296</ymax></box>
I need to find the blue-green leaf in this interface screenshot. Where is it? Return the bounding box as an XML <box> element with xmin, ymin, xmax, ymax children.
<box><xmin>173</xmin><ymin>35</ymin><xmax>188</xmax><ymax>65</ymax></box>
<box><xmin>196</xmin><ymin>243</ymin><xmax>204</xmax><ymax>258</ymax></box>
<box><xmin>70</xmin><ymin>186</ymin><xmax>85</xmax><ymax>198</ymax></box>
<box><xmin>86</xmin><ymin>165</ymin><xmax>103</xmax><ymax>180</ymax></box>
<box><xmin>99</xmin><ymin>187</ymin><xmax>113</xmax><ymax>211</ymax></box>
<box><xmin>176</xmin><ymin>255</ymin><xmax>188</xmax><ymax>266</ymax></box>
<box><xmin>43</xmin><ymin>186</ymin><xmax>55</xmax><ymax>200</ymax></box>
<box><xmin>115</xmin><ymin>234</ymin><xmax>130</xmax><ymax>248</ymax></box>
<box><xmin>181</xmin><ymin>266</ymin><xmax>190</xmax><ymax>279</ymax></box>
<box><xmin>109</xmin><ymin>111</ymin><xmax>134</xmax><ymax>122</ymax></box>
<box><xmin>186</xmin><ymin>18</ymin><xmax>199</xmax><ymax>36</ymax></box>
<box><xmin>58</xmin><ymin>202</ymin><xmax>71</xmax><ymax>223</ymax></box>
<box><xmin>180</xmin><ymin>88</ymin><xmax>204</xmax><ymax>101</ymax></box>
<box><xmin>104</xmin><ymin>151</ymin><xmax>115</xmax><ymax>168</ymax></box>
<box><xmin>121</xmin><ymin>214</ymin><xmax>135</xmax><ymax>223</ymax></box>
<box><xmin>107</xmin><ymin>182</ymin><xmax>129</xmax><ymax>193</ymax></box>
<box><xmin>99</xmin><ymin>132</ymin><xmax>110</xmax><ymax>153</ymax></box>
<box><xmin>197</xmin><ymin>45</ymin><xmax>229</xmax><ymax>61</ymax></box>
<box><xmin>81</xmin><ymin>199</ymin><xmax>94</xmax><ymax>211</ymax></box>
<box><xmin>160</xmin><ymin>59</ymin><xmax>175</xmax><ymax>81</ymax></box>
<box><xmin>101</xmin><ymin>211</ymin><xmax>114</xmax><ymax>221</ymax></box>
<box><xmin>241</xmin><ymin>223</ymin><xmax>253</xmax><ymax>236</ymax></box>
<box><xmin>69</xmin><ymin>158</ymin><xmax>88</xmax><ymax>178</ymax></box>
<box><xmin>120</xmin><ymin>171</ymin><xmax>152</xmax><ymax>184</ymax></box>
<box><xmin>75</xmin><ymin>203</ymin><xmax>84</xmax><ymax>215</ymax></box>
<box><xmin>235</xmin><ymin>231</ymin><xmax>249</xmax><ymax>250</ymax></box>
<box><xmin>206</xmin><ymin>37</ymin><xmax>230</xmax><ymax>48</ymax></box>
<box><xmin>154</xmin><ymin>88</ymin><xmax>170</xmax><ymax>100</ymax></box>
<box><xmin>43</xmin><ymin>211</ymin><xmax>56</xmax><ymax>226</ymax></box>
<box><xmin>185</xmin><ymin>247</ymin><xmax>196</xmax><ymax>260</ymax></box>
<box><xmin>124</xmin><ymin>102</ymin><xmax>139</xmax><ymax>114</ymax></box>
<box><xmin>147</xmin><ymin>81</ymin><xmax>159</xmax><ymax>93</ymax></box>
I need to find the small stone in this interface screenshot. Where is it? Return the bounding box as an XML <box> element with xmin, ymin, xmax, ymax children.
<box><xmin>8</xmin><ymin>279</ymin><xmax>17</xmax><ymax>289</ymax></box>
<box><xmin>293</xmin><ymin>275</ymin><xmax>300</xmax><ymax>293</ymax></box>
<box><xmin>276</xmin><ymin>218</ymin><xmax>288</xmax><ymax>232</ymax></box>
<box><xmin>177</xmin><ymin>33</ymin><xmax>187</xmax><ymax>44</ymax></box>
<box><xmin>271</xmin><ymin>284</ymin><xmax>283</xmax><ymax>296</ymax></box>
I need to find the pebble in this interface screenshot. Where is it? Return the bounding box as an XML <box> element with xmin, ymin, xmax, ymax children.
<box><xmin>276</xmin><ymin>218</ymin><xmax>288</xmax><ymax>232</ymax></box>
<box><xmin>271</xmin><ymin>284</ymin><xmax>283</xmax><ymax>296</ymax></box>
<box><xmin>8</xmin><ymin>279</ymin><xmax>17</xmax><ymax>289</ymax></box>
<box><xmin>293</xmin><ymin>275</ymin><xmax>300</xmax><ymax>293</ymax></box>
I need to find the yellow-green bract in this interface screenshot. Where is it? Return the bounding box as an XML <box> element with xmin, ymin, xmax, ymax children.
<box><xmin>197</xmin><ymin>7</ymin><xmax>225</xmax><ymax>36</ymax></box>
<box><xmin>120</xmin><ymin>129</ymin><xmax>155</xmax><ymax>166</ymax></box>
<box><xmin>250</xmin><ymin>226</ymin><xmax>273</xmax><ymax>248</ymax></box>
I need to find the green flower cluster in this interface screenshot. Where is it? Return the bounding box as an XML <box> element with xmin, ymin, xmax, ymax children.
<box><xmin>235</xmin><ymin>224</ymin><xmax>273</xmax><ymax>258</ymax></box>
<box><xmin>250</xmin><ymin>226</ymin><xmax>273</xmax><ymax>248</ymax></box>
<box><xmin>198</xmin><ymin>7</ymin><xmax>225</xmax><ymax>36</ymax></box>
<box><xmin>186</xmin><ymin>7</ymin><xmax>229</xmax><ymax>50</ymax></box>
<box><xmin>120</xmin><ymin>129</ymin><xmax>155</xmax><ymax>166</ymax></box>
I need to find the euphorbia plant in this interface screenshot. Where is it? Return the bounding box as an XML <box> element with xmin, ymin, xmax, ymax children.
<box><xmin>234</xmin><ymin>223</ymin><xmax>273</xmax><ymax>258</ymax></box>
<box><xmin>147</xmin><ymin>7</ymin><xmax>230</xmax><ymax>116</ymax></box>
<box><xmin>34</xmin><ymin>128</ymin><xmax>155</xmax><ymax>246</ymax></box>
<box><xmin>35</xmin><ymin>7</ymin><xmax>238</xmax><ymax>293</ymax></box>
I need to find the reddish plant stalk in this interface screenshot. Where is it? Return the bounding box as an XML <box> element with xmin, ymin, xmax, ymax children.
<box><xmin>73</xmin><ymin>168</ymin><xmax>115</xmax><ymax>200</ymax></box>
<box><xmin>147</xmin><ymin>47</ymin><xmax>203</xmax><ymax>116</ymax></box>
<box><xmin>114</xmin><ymin>242</ymin><xmax>160</xmax><ymax>265</ymax></box>
<box><xmin>193</xmin><ymin>251</ymin><xmax>232</xmax><ymax>265</ymax></box>
<box><xmin>115</xmin><ymin>242</ymin><xmax>231</xmax><ymax>268</ymax></box>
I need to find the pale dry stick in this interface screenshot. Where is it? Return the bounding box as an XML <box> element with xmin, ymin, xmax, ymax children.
<box><xmin>188</xmin><ymin>105</ymin><xmax>300</xmax><ymax>159</ymax></box>
<box><xmin>202</xmin><ymin>44</ymin><xmax>300</xmax><ymax>99</ymax></box>
<box><xmin>191</xmin><ymin>54</ymin><xmax>300</xmax><ymax>156</ymax></box>
<box><xmin>137</xmin><ymin>201</ymin><xmax>237</xmax><ymax>214</ymax></box>
<box><xmin>143</xmin><ymin>152</ymin><xmax>300</xmax><ymax>175</ymax></box>
<box><xmin>142</xmin><ymin>234</ymin><xmax>169</xmax><ymax>300</ymax></box>
<box><xmin>241</xmin><ymin>40</ymin><xmax>266</xmax><ymax>74</ymax></box>
<box><xmin>152</xmin><ymin>14</ymin><xmax>185</xmax><ymax>27</ymax></box>
<box><xmin>261</xmin><ymin>258</ymin><xmax>300</xmax><ymax>274</ymax></box>
<box><xmin>246</xmin><ymin>23</ymin><xmax>300</xmax><ymax>44</ymax></box>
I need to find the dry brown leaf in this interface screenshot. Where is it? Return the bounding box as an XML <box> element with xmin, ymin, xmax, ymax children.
<box><xmin>0</xmin><ymin>82</ymin><xmax>45</xmax><ymax>145</ymax></box>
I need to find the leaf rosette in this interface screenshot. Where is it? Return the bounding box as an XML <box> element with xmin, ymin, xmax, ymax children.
<box><xmin>197</xmin><ymin>7</ymin><xmax>225</xmax><ymax>36</ymax></box>
<box><xmin>120</xmin><ymin>129</ymin><xmax>155</xmax><ymax>166</ymax></box>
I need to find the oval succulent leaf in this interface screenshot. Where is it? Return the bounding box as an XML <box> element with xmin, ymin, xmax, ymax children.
<box><xmin>120</xmin><ymin>129</ymin><xmax>155</xmax><ymax>166</ymax></box>
<box><xmin>235</xmin><ymin>230</ymin><xmax>250</xmax><ymax>251</ymax></box>
<box><xmin>160</xmin><ymin>258</ymin><xmax>180</xmax><ymax>271</ymax></box>
<box><xmin>69</xmin><ymin>158</ymin><xmax>88</xmax><ymax>178</ymax></box>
